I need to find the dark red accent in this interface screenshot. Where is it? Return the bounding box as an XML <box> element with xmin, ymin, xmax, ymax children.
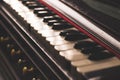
<box><xmin>38</xmin><ymin>0</ymin><xmax>120</xmax><ymax>58</ymax></box>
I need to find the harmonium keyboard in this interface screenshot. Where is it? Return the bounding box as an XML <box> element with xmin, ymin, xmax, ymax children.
<box><xmin>0</xmin><ymin>0</ymin><xmax>120</xmax><ymax>80</ymax></box>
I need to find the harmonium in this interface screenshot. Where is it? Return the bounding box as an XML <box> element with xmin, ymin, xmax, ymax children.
<box><xmin>0</xmin><ymin>0</ymin><xmax>120</xmax><ymax>80</ymax></box>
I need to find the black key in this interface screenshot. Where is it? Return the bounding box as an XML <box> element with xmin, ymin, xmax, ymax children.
<box><xmin>47</xmin><ymin>20</ymin><xmax>58</xmax><ymax>26</ymax></box>
<box><xmin>34</xmin><ymin>7</ymin><xmax>48</xmax><ymax>14</ymax></box>
<box><xmin>88</xmin><ymin>51</ymin><xmax>115</xmax><ymax>61</ymax></box>
<box><xmin>23</xmin><ymin>1</ymin><xmax>44</xmax><ymax>9</ymax></box>
<box><xmin>43</xmin><ymin>15</ymin><xmax>62</xmax><ymax>22</ymax></box>
<box><xmin>81</xmin><ymin>46</ymin><xmax>105</xmax><ymax>55</ymax></box>
<box><xmin>37</xmin><ymin>11</ymin><xmax>55</xmax><ymax>17</ymax></box>
<box><xmin>21</xmin><ymin>0</ymin><xmax>29</xmax><ymax>4</ymax></box>
<box><xmin>47</xmin><ymin>20</ymin><xmax>65</xmax><ymax>26</ymax></box>
<box><xmin>52</xmin><ymin>22</ymin><xmax>73</xmax><ymax>30</ymax></box>
<box><xmin>60</xmin><ymin>29</ymin><xmax>79</xmax><ymax>36</ymax></box>
<box><xmin>27</xmin><ymin>3</ymin><xmax>43</xmax><ymax>9</ymax></box>
<box><xmin>64</xmin><ymin>32</ymin><xmax>88</xmax><ymax>41</ymax></box>
<box><xmin>74</xmin><ymin>41</ymin><xmax>97</xmax><ymax>49</ymax></box>
<box><xmin>23</xmin><ymin>1</ymin><xmax>37</xmax><ymax>5</ymax></box>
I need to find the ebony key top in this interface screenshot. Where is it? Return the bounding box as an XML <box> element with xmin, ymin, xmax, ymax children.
<box><xmin>74</xmin><ymin>41</ymin><xmax>98</xmax><ymax>49</ymax></box>
<box><xmin>81</xmin><ymin>46</ymin><xmax>105</xmax><ymax>55</ymax></box>
<box><xmin>23</xmin><ymin>1</ymin><xmax>44</xmax><ymax>9</ymax></box>
<box><xmin>43</xmin><ymin>15</ymin><xmax>62</xmax><ymax>22</ymax></box>
<box><xmin>52</xmin><ymin>22</ymin><xmax>73</xmax><ymax>30</ymax></box>
<box><xmin>34</xmin><ymin>7</ymin><xmax>49</xmax><ymax>14</ymax></box>
<box><xmin>37</xmin><ymin>10</ymin><xmax>55</xmax><ymax>17</ymax></box>
<box><xmin>61</xmin><ymin>30</ymin><xmax>88</xmax><ymax>41</ymax></box>
<box><xmin>88</xmin><ymin>51</ymin><xmax>115</xmax><ymax>61</ymax></box>
<box><xmin>47</xmin><ymin>19</ymin><xmax>65</xmax><ymax>26</ymax></box>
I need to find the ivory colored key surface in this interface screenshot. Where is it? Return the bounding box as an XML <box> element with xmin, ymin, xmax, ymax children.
<box><xmin>77</xmin><ymin>57</ymin><xmax>120</xmax><ymax>74</ymax></box>
<box><xmin>40</xmin><ymin>30</ymin><xmax>60</xmax><ymax>37</ymax></box>
<box><xmin>38</xmin><ymin>24</ymin><xmax>52</xmax><ymax>33</ymax></box>
<box><xmin>71</xmin><ymin>57</ymin><xmax>116</xmax><ymax>67</ymax></box>
<box><xmin>12</xmin><ymin>1</ymin><xmax>29</xmax><ymax>12</ymax></box>
<box><xmin>59</xmin><ymin>49</ymin><xmax>87</xmax><ymax>60</ymax></box>
<box><xmin>46</xmin><ymin>36</ymin><xmax>64</xmax><ymax>42</ymax></box>
<box><xmin>71</xmin><ymin>59</ymin><xmax>95</xmax><ymax>67</ymax></box>
<box><xmin>50</xmin><ymin>40</ymin><xmax>71</xmax><ymax>45</ymax></box>
<box><xmin>55</xmin><ymin>43</ymin><xmax>74</xmax><ymax>51</ymax></box>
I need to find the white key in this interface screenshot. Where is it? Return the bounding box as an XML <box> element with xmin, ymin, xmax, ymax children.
<box><xmin>19</xmin><ymin>11</ymin><xmax>44</xmax><ymax>31</ymax></box>
<box><xmin>25</xmin><ymin>12</ymin><xmax>38</xmax><ymax>24</ymax></box>
<box><xmin>77</xmin><ymin>57</ymin><xmax>120</xmax><ymax>73</ymax></box>
<box><xmin>71</xmin><ymin>57</ymin><xmax>116</xmax><ymax>67</ymax></box>
<box><xmin>55</xmin><ymin>43</ymin><xmax>74</xmax><ymax>51</ymax></box>
<box><xmin>29</xmin><ymin>16</ymin><xmax>43</xmax><ymax>30</ymax></box>
<box><xmin>50</xmin><ymin>40</ymin><xmax>71</xmax><ymax>45</ymax></box>
<box><xmin>32</xmin><ymin>21</ymin><xmax>43</xmax><ymax>31</ymax></box>
<box><xmin>41</xmin><ymin>30</ymin><xmax>60</xmax><ymax>37</ymax></box>
<box><xmin>71</xmin><ymin>59</ymin><xmax>94</xmax><ymax>67</ymax></box>
<box><xmin>46</xmin><ymin>36</ymin><xmax>64</xmax><ymax>42</ymax></box>
<box><xmin>59</xmin><ymin>49</ymin><xmax>87</xmax><ymax>60</ymax></box>
<box><xmin>3</xmin><ymin>0</ymin><xmax>12</xmax><ymax>4</ymax></box>
<box><xmin>38</xmin><ymin>24</ymin><xmax>52</xmax><ymax>33</ymax></box>
<box><xmin>9</xmin><ymin>0</ymin><xmax>29</xmax><ymax>13</ymax></box>
<box><xmin>12</xmin><ymin>2</ymin><xmax>29</xmax><ymax>12</ymax></box>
